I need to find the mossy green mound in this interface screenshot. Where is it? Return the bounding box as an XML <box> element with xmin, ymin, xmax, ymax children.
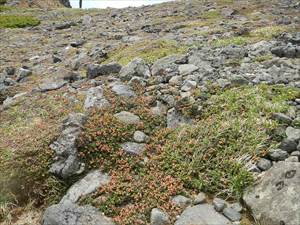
<box><xmin>0</xmin><ymin>15</ymin><xmax>40</xmax><ymax>28</ymax></box>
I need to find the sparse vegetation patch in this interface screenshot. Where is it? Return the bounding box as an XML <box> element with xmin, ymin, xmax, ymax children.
<box><xmin>78</xmin><ymin>85</ymin><xmax>298</xmax><ymax>224</ymax></box>
<box><xmin>105</xmin><ymin>39</ymin><xmax>188</xmax><ymax>65</ymax></box>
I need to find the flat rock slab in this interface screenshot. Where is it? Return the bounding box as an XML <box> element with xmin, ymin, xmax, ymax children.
<box><xmin>174</xmin><ymin>204</ymin><xmax>231</xmax><ymax>225</ymax></box>
<box><xmin>243</xmin><ymin>162</ymin><xmax>300</xmax><ymax>225</ymax></box>
<box><xmin>42</xmin><ymin>201</ymin><xmax>115</xmax><ymax>225</ymax></box>
<box><xmin>178</xmin><ymin>64</ymin><xmax>198</xmax><ymax>76</ymax></box>
<box><xmin>111</xmin><ymin>83</ymin><xmax>136</xmax><ymax>98</ymax></box>
<box><xmin>114</xmin><ymin>111</ymin><xmax>141</xmax><ymax>124</ymax></box>
<box><xmin>61</xmin><ymin>170</ymin><xmax>110</xmax><ymax>203</ymax></box>
<box><xmin>38</xmin><ymin>79</ymin><xmax>67</xmax><ymax>92</ymax></box>
<box><xmin>121</xmin><ymin>142</ymin><xmax>146</xmax><ymax>155</ymax></box>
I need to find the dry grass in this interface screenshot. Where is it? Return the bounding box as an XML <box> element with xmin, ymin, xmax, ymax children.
<box><xmin>0</xmin><ymin>90</ymin><xmax>84</xmax><ymax>222</ymax></box>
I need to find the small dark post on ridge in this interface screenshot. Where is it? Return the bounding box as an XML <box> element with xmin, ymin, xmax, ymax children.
<box><xmin>79</xmin><ymin>0</ymin><xmax>83</xmax><ymax>8</ymax></box>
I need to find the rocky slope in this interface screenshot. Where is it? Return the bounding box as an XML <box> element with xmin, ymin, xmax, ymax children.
<box><xmin>0</xmin><ymin>0</ymin><xmax>300</xmax><ymax>224</ymax></box>
<box><xmin>4</xmin><ymin>0</ymin><xmax>70</xmax><ymax>8</ymax></box>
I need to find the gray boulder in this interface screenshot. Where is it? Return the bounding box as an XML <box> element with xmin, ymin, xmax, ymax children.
<box><xmin>151</xmin><ymin>54</ymin><xmax>186</xmax><ymax>77</ymax></box>
<box><xmin>213</xmin><ymin>198</ymin><xmax>226</xmax><ymax>212</ymax></box>
<box><xmin>169</xmin><ymin>75</ymin><xmax>182</xmax><ymax>86</ymax></box>
<box><xmin>87</xmin><ymin>63</ymin><xmax>121</xmax><ymax>79</ymax></box>
<box><xmin>42</xmin><ymin>201</ymin><xmax>114</xmax><ymax>225</ymax></box>
<box><xmin>285</xmin><ymin>156</ymin><xmax>299</xmax><ymax>162</ymax></box>
<box><xmin>59</xmin><ymin>0</ymin><xmax>71</xmax><ymax>7</ymax></box>
<box><xmin>49</xmin><ymin>113</ymin><xmax>86</xmax><ymax>179</ymax></box>
<box><xmin>2</xmin><ymin>92</ymin><xmax>26</xmax><ymax>109</ymax></box>
<box><xmin>181</xmin><ymin>80</ymin><xmax>197</xmax><ymax>92</ymax></box>
<box><xmin>174</xmin><ymin>204</ymin><xmax>231</xmax><ymax>225</ymax></box>
<box><xmin>150</xmin><ymin>208</ymin><xmax>170</xmax><ymax>225</ymax></box>
<box><xmin>84</xmin><ymin>86</ymin><xmax>110</xmax><ymax>110</ymax></box>
<box><xmin>271</xmin><ymin>44</ymin><xmax>300</xmax><ymax>58</ymax></box>
<box><xmin>121</xmin><ymin>142</ymin><xmax>146</xmax><ymax>155</ymax></box>
<box><xmin>279</xmin><ymin>138</ymin><xmax>298</xmax><ymax>153</ymax></box>
<box><xmin>286</xmin><ymin>126</ymin><xmax>300</xmax><ymax>141</ymax></box>
<box><xmin>188</xmin><ymin>55</ymin><xmax>214</xmax><ymax>76</ymax></box>
<box><xmin>150</xmin><ymin>101</ymin><xmax>167</xmax><ymax>116</ymax></box>
<box><xmin>193</xmin><ymin>192</ymin><xmax>206</xmax><ymax>205</ymax></box>
<box><xmin>119</xmin><ymin>58</ymin><xmax>151</xmax><ymax>81</ymax></box>
<box><xmin>38</xmin><ymin>79</ymin><xmax>67</xmax><ymax>92</ymax></box>
<box><xmin>243</xmin><ymin>162</ymin><xmax>300</xmax><ymax>225</ymax></box>
<box><xmin>222</xmin><ymin>207</ymin><xmax>241</xmax><ymax>222</ymax></box>
<box><xmin>61</xmin><ymin>170</ymin><xmax>110</xmax><ymax>203</ymax></box>
<box><xmin>171</xmin><ymin>195</ymin><xmax>191</xmax><ymax>208</ymax></box>
<box><xmin>178</xmin><ymin>64</ymin><xmax>199</xmax><ymax>76</ymax></box>
<box><xmin>256</xmin><ymin>158</ymin><xmax>272</xmax><ymax>171</ymax></box>
<box><xmin>111</xmin><ymin>83</ymin><xmax>136</xmax><ymax>98</ymax></box>
<box><xmin>114</xmin><ymin>111</ymin><xmax>140</xmax><ymax>124</ymax></box>
<box><xmin>133</xmin><ymin>131</ymin><xmax>149</xmax><ymax>143</ymax></box>
<box><xmin>16</xmin><ymin>68</ymin><xmax>32</xmax><ymax>82</ymax></box>
<box><xmin>268</xmin><ymin>149</ymin><xmax>289</xmax><ymax>161</ymax></box>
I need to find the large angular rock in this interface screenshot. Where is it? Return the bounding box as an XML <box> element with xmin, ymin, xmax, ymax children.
<box><xmin>16</xmin><ymin>68</ymin><xmax>32</xmax><ymax>82</ymax></box>
<box><xmin>279</xmin><ymin>138</ymin><xmax>298</xmax><ymax>153</ymax></box>
<box><xmin>188</xmin><ymin>54</ymin><xmax>214</xmax><ymax>76</ymax></box>
<box><xmin>87</xmin><ymin>63</ymin><xmax>121</xmax><ymax>79</ymax></box>
<box><xmin>84</xmin><ymin>86</ymin><xmax>110</xmax><ymax>110</ymax></box>
<box><xmin>178</xmin><ymin>64</ymin><xmax>198</xmax><ymax>76</ymax></box>
<box><xmin>151</xmin><ymin>54</ymin><xmax>186</xmax><ymax>77</ymax></box>
<box><xmin>121</xmin><ymin>142</ymin><xmax>146</xmax><ymax>155</ymax></box>
<box><xmin>42</xmin><ymin>201</ymin><xmax>114</xmax><ymax>225</ymax></box>
<box><xmin>2</xmin><ymin>92</ymin><xmax>26</xmax><ymax>109</ymax></box>
<box><xmin>174</xmin><ymin>204</ymin><xmax>231</xmax><ymax>225</ymax></box>
<box><xmin>256</xmin><ymin>158</ymin><xmax>272</xmax><ymax>171</ymax></box>
<box><xmin>111</xmin><ymin>83</ymin><xmax>136</xmax><ymax>98</ymax></box>
<box><xmin>119</xmin><ymin>58</ymin><xmax>151</xmax><ymax>81</ymax></box>
<box><xmin>38</xmin><ymin>79</ymin><xmax>67</xmax><ymax>92</ymax></box>
<box><xmin>114</xmin><ymin>111</ymin><xmax>140</xmax><ymax>124</ymax></box>
<box><xmin>172</xmin><ymin>195</ymin><xmax>191</xmax><ymax>208</ymax></box>
<box><xmin>61</xmin><ymin>170</ymin><xmax>110</xmax><ymax>203</ymax></box>
<box><xmin>271</xmin><ymin>44</ymin><xmax>300</xmax><ymax>58</ymax></box>
<box><xmin>222</xmin><ymin>207</ymin><xmax>241</xmax><ymax>222</ymax></box>
<box><xmin>49</xmin><ymin>113</ymin><xmax>86</xmax><ymax>179</ymax></box>
<box><xmin>268</xmin><ymin>149</ymin><xmax>289</xmax><ymax>161</ymax></box>
<box><xmin>243</xmin><ymin>162</ymin><xmax>300</xmax><ymax>225</ymax></box>
<box><xmin>59</xmin><ymin>0</ymin><xmax>71</xmax><ymax>7</ymax></box>
<box><xmin>150</xmin><ymin>208</ymin><xmax>170</xmax><ymax>225</ymax></box>
<box><xmin>286</xmin><ymin>127</ymin><xmax>300</xmax><ymax>141</ymax></box>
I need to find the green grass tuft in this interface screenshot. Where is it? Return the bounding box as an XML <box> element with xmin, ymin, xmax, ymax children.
<box><xmin>254</xmin><ymin>54</ymin><xmax>273</xmax><ymax>62</ymax></box>
<box><xmin>0</xmin><ymin>5</ymin><xmax>12</xmax><ymax>12</ymax></box>
<box><xmin>212</xmin><ymin>36</ymin><xmax>252</xmax><ymax>47</ymax></box>
<box><xmin>250</xmin><ymin>25</ymin><xmax>288</xmax><ymax>39</ymax></box>
<box><xmin>157</xmin><ymin>85</ymin><xmax>299</xmax><ymax>197</ymax></box>
<box><xmin>201</xmin><ymin>10</ymin><xmax>221</xmax><ymax>20</ymax></box>
<box><xmin>0</xmin><ymin>15</ymin><xmax>40</xmax><ymax>28</ymax></box>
